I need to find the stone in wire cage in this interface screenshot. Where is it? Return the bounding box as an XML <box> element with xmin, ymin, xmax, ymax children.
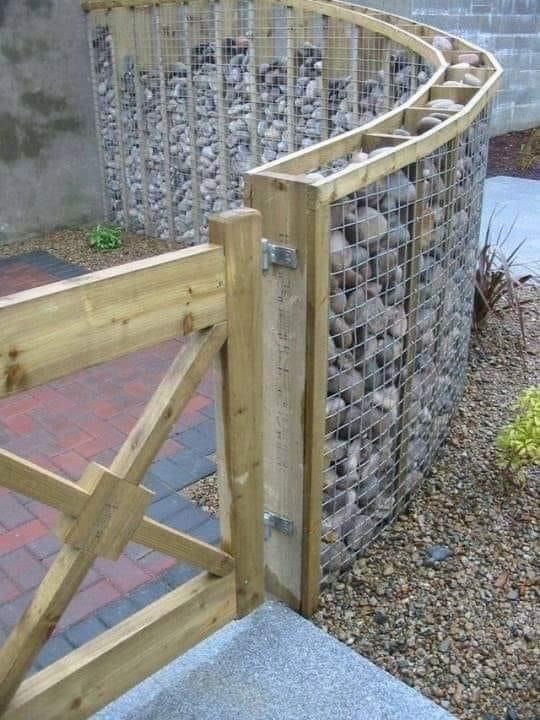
<box><xmin>87</xmin><ymin>0</ymin><xmax>432</xmax><ymax>241</ymax></box>
<box><xmin>321</xmin><ymin>109</ymin><xmax>491</xmax><ymax>580</ymax></box>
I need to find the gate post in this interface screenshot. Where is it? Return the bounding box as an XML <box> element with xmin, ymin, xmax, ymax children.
<box><xmin>210</xmin><ymin>209</ymin><xmax>265</xmax><ymax>617</ymax></box>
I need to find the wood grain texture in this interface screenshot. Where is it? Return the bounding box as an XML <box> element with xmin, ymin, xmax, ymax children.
<box><xmin>4</xmin><ymin>573</ymin><xmax>236</xmax><ymax>720</ymax></box>
<box><xmin>0</xmin><ymin>245</ymin><xmax>225</xmax><ymax>397</ymax></box>
<box><xmin>111</xmin><ymin>324</ymin><xmax>227</xmax><ymax>484</ymax></box>
<box><xmin>211</xmin><ymin>209</ymin><xmax>265</xmax><ymax>616</ymax></box>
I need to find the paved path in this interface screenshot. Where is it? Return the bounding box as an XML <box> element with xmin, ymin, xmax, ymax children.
<box><xmin>0</xmin><ymin>251</ymin><xmax>218</xmax><ymax>672</ymax></box>
<box><xmin>95</xmin><ymin>602</ymin><xmax>454</xmax><ymax>720</ymax></box>
<box><xmin>481</xmin><ymin>176</ymin><xmax>540</xmax><ymax>277</ymax></box>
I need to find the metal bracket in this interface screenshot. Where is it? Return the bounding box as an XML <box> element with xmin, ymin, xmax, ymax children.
<box><xmin>261</xmin><ymin>238</ymin><xmax>298</xmax><ymax>272</ymax></box>
<box><xmin>264</xmin><ymin>511</ymin><xmax>294</xmax><ymax>540</ymax></box>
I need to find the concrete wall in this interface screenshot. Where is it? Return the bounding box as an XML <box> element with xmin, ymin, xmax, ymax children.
<box><xmin>358</xmin><ymin>0</ymin><xmax>540</xmax><ymax>135</ymax></box>
<box><xmin>0</xmin><ymin>0</ymin><xmax>102</xmax><ymax>244</ymax></box>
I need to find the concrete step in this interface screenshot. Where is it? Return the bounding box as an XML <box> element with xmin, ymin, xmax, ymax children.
<box><xmin>94</xmin><ymin>602</ymin><xmax>454</xmax><ymax>720</ymax></box>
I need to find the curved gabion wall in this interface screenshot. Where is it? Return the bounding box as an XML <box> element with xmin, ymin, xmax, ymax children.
<box><xmin>86</xmin><ymin>1</ymin><xmax>433</xmax><ymax>241</ymax></box>
<box><xmin>84</xmin><ymin>0</ymin><xmax>501</xmax><ymax>596</ymax></box>
<box><xmin>319</xmin><ymin>110</ymin><xmax>490</xmax><ymax>579</ymax></box>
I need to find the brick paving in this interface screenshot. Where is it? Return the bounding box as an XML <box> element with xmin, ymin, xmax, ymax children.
<box><xmin>0</xmin><ymin>251</ymin><xmax>218</xmax><ymax>673</ymax></box>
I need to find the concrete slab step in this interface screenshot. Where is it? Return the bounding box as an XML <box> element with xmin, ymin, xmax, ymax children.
<box><xmin>94</xmin><ymin>602</ymin><xmax>455</xmax><ymax>720</ymax></box>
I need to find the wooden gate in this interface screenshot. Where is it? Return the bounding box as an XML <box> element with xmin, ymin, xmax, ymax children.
<box><xmin>0</xmin><ymin>209</ymin><xmax>264</xmax><ymax>719</ymax></box>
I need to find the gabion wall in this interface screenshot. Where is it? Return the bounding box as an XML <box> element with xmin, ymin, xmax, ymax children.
<box><xmin>321</xmin><ymin>108</ymin><xmax>490</xmax><ymax>580</ymax></box>
<box><xmin>87</xmin><ymin>2</ymin><xmax>432</xmax><ymax>242</ymax></box>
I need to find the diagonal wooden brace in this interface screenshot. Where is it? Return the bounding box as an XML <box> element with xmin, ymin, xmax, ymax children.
<box><xmin>55</xmin><ymin>463</ymin><xmax>153</xmax><ymax>561</ymax></box>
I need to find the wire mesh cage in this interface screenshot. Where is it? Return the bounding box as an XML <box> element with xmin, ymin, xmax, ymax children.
<box><xmin>321</xmin><ymin>109</ymin><xmax>491</xmax><ymax>580</ymax></box>
<box><xmin>86</xmin><ymin>0</ymin><xmax>434</xmax><ymax>242</ymax></box>
<box><xmin>84</xmin><ymin>0</ymin><xmax>501</xmax><ymax>609</ymax></box>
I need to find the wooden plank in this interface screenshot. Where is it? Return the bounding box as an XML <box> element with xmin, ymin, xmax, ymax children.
<box><xmin>55</xmin><ymin>464</ymin><xmax>152</xmax><ymax>560</ymax></box>
<box><xmin>131</xmin><ymin>7</ymin><xmax>151</xmax><ymax>235</ymax></box>
<box><xmin>247</xmin><ymin>0</ymin><xmax>260</xmax><ymax>164</ymax></box>
<box><xmin>109</xmin><ymin>8</ymin><xmax>131</xmax><ymax>227</ymax></box>
<box><xmin>394</xmin><ymin>160</ymin><xmax>425</xmax><ymax>516</ymax></box>
<box><xmin>0</xmin><ymin>245</ymin><xmax>226</xmax><ymax>397</ymax></box>
<box><xmin>111</xmin><ymin>324</ymin><xmax>227</xmax><ymax>484</ymax></box>
<box><xmin>135</xmin><ymin>517</ymin><xmax>234</xmax><ymax>576</ymax></box>
<box><xmin>214</xmin><ymin>0</ymin><xmax>230</xmax><ymax>205</ymax></box>
<box><xmin>4</xmin><ymin>573</ymin><xmax>236</xmax><ymax>720</ymax></box>
<box><xmin>0</xmin><ymin>449</ymin><xmax>87</xmax><ymax>518</ymax></box>
<box><xmin>0</xmin><ymin>463</ymin><xmax>114</xmax><ymax>713</ymax></box>
<box><xmin>180</xmin><ymin>1</ymin><xmax>202</xmax><ymax>242</ymax></box>
<box><xmin>210</xmin><ymin>209</ymin><xmax>265</xmax><ymax>617</ymax></box>
<box><xmin>300</xmin><ymin>185</ymin><xmax>329</xmax><ymax>617</ymax></box>
<box><xmin>286</xmin><ymin>5</ymin><xmax>296</xmax><ymax>152</ymax></box>
<box><xmin>254</xmin><ymin>0</ymin><xmax>274</xmax><ymax>61</ymax></box>
<box><xmin>245</xmin><ymin>174</ymin><xmax>308</xmax><ymax>611</ymax></box>
<box><xmin>153</xmin><ymin>5</ymin><xmax>176</xmax><ymax>240</ymax></box>
<box><xmin>320</xmin><ymin>15</ymin><xmax>330</xmax><ymax>140</ymax></box>
<box><xmin>0</xmin><ymin>449</ymin><xmax>233</xmax><ymax>574</ymax></box>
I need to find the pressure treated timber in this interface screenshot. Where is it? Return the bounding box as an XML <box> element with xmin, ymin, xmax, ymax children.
<box><xmin>3</xmin><ymin>573</ymin><xmax>236</xmax><ymax>720</ymax></box>
<box><xmin>0</xmin><ymin>245</ymin><xmax>226</xmax><ymax>397</ymax></box>
<box><xmin>211</xmin><ymin>209</ymin><xmax>265</xmax><ymax>616</ymax></box>
<box><xmin>0</xmin><ymin>449</ymin><xmax>234</xmax><ymax>575</ymax></box>
<box><xmin>245</xmin><ymin>174</ymin><xmax>310</xmax><ymax>612</ymax></box>
<box><xmin>300</xmin><ymin>186</ymin><xmax>330</xmax><ymax>617</ymax></box>
<box><xmin>110</xmin><ymin>325</ymin><xmax>227</xmax><ymax>484</ymax></box>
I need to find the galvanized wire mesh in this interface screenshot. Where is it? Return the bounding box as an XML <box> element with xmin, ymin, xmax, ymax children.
<box><xmin>321</xmin><ymin>108</ymin><xmax>491</xmax><ymax>580</ymax></box>
<box><xmin>87</xmin><ymin>1</ymin><xmax>432</xmax><ymax>241</ymax></box>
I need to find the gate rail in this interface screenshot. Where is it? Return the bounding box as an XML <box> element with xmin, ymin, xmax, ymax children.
<box><xmin>0</xmin><ymin>209</ymin><xmax>264</xmax><ymax>719</ymax></box>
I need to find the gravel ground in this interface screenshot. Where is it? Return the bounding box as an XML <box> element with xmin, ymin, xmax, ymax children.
<box><xmin>315</xmin><ymin>292</ymin><xmax>539</xmax><ymax>720</ymax></box>
<box><xmin>0</xmin><ymin>226</ymin><xmax>178</xmax><ymax>271</ymax></box>
<box><xmin>487</xmin><ymin>128</ymin><xmax>539</xmax><ymax>181</ymax></box>
<box><xmin>182</xmin><ymin>293</ymin><xmax>539</xmax><ymax>720</ymax></box>
<box><xmin>181</xmin><ymin>474</ymin><xmax>219</xmax><ymax>517</ymax></box>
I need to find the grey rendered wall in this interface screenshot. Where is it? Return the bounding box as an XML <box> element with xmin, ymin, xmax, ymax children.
<box><xmin>356</xmin><ymin>0</ymin><xmax>540</xmax><ymax>136</ymax></box>
<box><xmin>0</xmin><ymin>0</ymin><xmax>102</xmax><ymax>245</ymax></box>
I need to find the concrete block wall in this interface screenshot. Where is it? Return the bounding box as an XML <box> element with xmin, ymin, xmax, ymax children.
<box><xmin>358</xmin><ymin>0</ymin><xmax>540</xmax><ymax>136</ymax></box>
<box><xmin>0</xmin><ymin>0</ymin><xmax>102</xmax><ymax>245</ymax></box>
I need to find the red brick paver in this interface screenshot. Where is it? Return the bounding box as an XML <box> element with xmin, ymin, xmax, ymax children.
<box><xmin>0</xmin><ymin>253</ymin><xmax>217</xmax><ymax>651</ymax></box>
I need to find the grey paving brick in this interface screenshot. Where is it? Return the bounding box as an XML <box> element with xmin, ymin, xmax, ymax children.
<box><xmin>35</xmin><ymin>634</ymin><xmax>74</xmax><ymax>669</ymax></box>
<box><xmin>65</xmin><ymin>616</ymin><xmax>108</xmax><ymax>647</ymax></box>
<box><xmin>191</xmin><ymin>519</ymin><xmax>221</xmax><ymax>546</ymax></box>
<box><xmin>163</xmin><ymin>451</ymin><xmax>216</xmax><ymax>490</ymax></box>
<box><xmin>178</xmin><ymin>425</ymin><xmax>216</xmax><ymax>456</ymax></box>
<box><xmin>143</xmin><ymin>473</ymin><xmax>173</xmax><ymax>500</ymax></box>
<box><xmin>162</xmin><ymin>564</ymin><xmax>198</xmax><ymax>589</ymax></box>
<box><xmin>128</xmin><ymin>580</ymin><xmax>171</xmax><ymax>609</ymax></box>
<box><xmin>148</xmin><ymin>493</ymin><xmax>188</xmax><ymax>522</ymax></box>
<box><xmin>166</xmin><ymin>504</ymin><xmax>209</xmax><ymax>534</ymax></box>
<box><xmin>97</xmin><ymin>597</ymin><xmax>139</xmax><ymax>628</ymax></box>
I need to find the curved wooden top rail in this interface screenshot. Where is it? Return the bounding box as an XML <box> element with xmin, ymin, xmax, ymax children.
<box><xmin>248</xmin><ymin>1</ymin><xmax>503</xmax><ymax>199</ymax></box>
<box><xmin>81</xmin><ymin>0</ymin><xmax>502</xmax><ymax>201</ymax></box>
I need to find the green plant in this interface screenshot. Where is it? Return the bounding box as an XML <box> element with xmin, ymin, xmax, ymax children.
<box><xmin>473</xmin><ymin>210</ymin><xmax>532</xmax><ymax>345</ymax></box>
<box><xmin>88</xmin><ymin>224</ymin><xmax>122</xmax><ymax>251</ymax></box>
<box><xmin>517</xmin><ymin>128</ymin><xmax>539</xmax><ymax>172</ymax></box>
<box><xmin>496</xmin><ymin>386</ymin><xmax>540</xmax><ymax>485</ymax></box>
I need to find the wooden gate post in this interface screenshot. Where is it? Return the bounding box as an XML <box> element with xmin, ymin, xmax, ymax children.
<box><xmin>210</xmin><ymin>209</ymin><xmax>265</xmax><ymax>617</ymax></box>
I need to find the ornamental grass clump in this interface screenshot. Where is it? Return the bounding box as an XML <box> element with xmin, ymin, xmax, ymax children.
<box><xmin>88</xmin><ymin>225</ymin><xmax>122</xmax><ymax>251</ymax></box>
<box><xmin>496</xmin><ymin>386</ymin><xmax>540</xmax><ymax>486</ymax></box>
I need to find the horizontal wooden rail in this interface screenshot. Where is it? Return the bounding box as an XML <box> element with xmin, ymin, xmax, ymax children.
<box><xmin>3</xmin><ymin>573</ymin><xmax>236</xmax><ymax>720</ymax></box>
<box><xmin>0</xmin><ymin>449</ymin><xmax>233</xmax><ymax>576</ymax></box>
<box><xmin>0</xmin><ymin>245</ymin><xmax>226</xmax><ymax>397</ymax></box>
<box><xmin>248</xmin><ymin>3</ymin><xmax>502</xmax><ymax>201</ymax></box>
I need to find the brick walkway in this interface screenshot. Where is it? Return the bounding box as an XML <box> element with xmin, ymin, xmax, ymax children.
<box><xmin>0</xmin><ymin>252</ymin><xmax>218</xmax><ymax>672</ymax></box>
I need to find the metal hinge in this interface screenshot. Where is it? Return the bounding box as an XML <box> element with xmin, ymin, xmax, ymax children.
<box><xmin>261</xmin><ymin>238</ymin><xmax>298</xmax><ymax>272</ymax></box>
<box><xmin>264</xmin><ymin>511</ymin><xmax>294</xmax><ymax>540</ymax></box>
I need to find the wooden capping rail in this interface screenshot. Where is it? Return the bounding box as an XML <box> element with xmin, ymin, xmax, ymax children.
<box><xmin>0</xmin><ymin>244</ymin><xmax>226</xmax><ymax>398</ymax></box>
<box><xmin>3</xmin><ymin>573</ymin><xmax>235</xmax><ymax>720</ymax></box>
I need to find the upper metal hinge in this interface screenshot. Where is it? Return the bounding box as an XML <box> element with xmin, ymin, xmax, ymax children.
<box><xmin>264</xmin><ymin>510</ymin><xmax>294</xmax><ymax>540</ymax></box>
<box><xmin>261</xmin><ymin>238</ymin><xmax>298</xmax><ymax>272</ymax></box>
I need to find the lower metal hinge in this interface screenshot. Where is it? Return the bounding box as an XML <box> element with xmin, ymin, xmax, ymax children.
<box><xmin>264</xmin><ymin>511</ymin><xmax>294</xmax><ymax>540</ymax></box>
<box><xmin>261</xmin><ymin>238</ymin><xmax>298</xmax><ymax>272</ymax></box>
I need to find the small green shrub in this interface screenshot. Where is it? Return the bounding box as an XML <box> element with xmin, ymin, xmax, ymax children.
<box><xmin>496</xmin><ymin>386</ymin><xmax>540</xmax><ymax>485</ymax></box>
<box><xmin>88</xmin><ymin>225</ymin><xmax>122</xmax><ymax>251</ymax></box>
